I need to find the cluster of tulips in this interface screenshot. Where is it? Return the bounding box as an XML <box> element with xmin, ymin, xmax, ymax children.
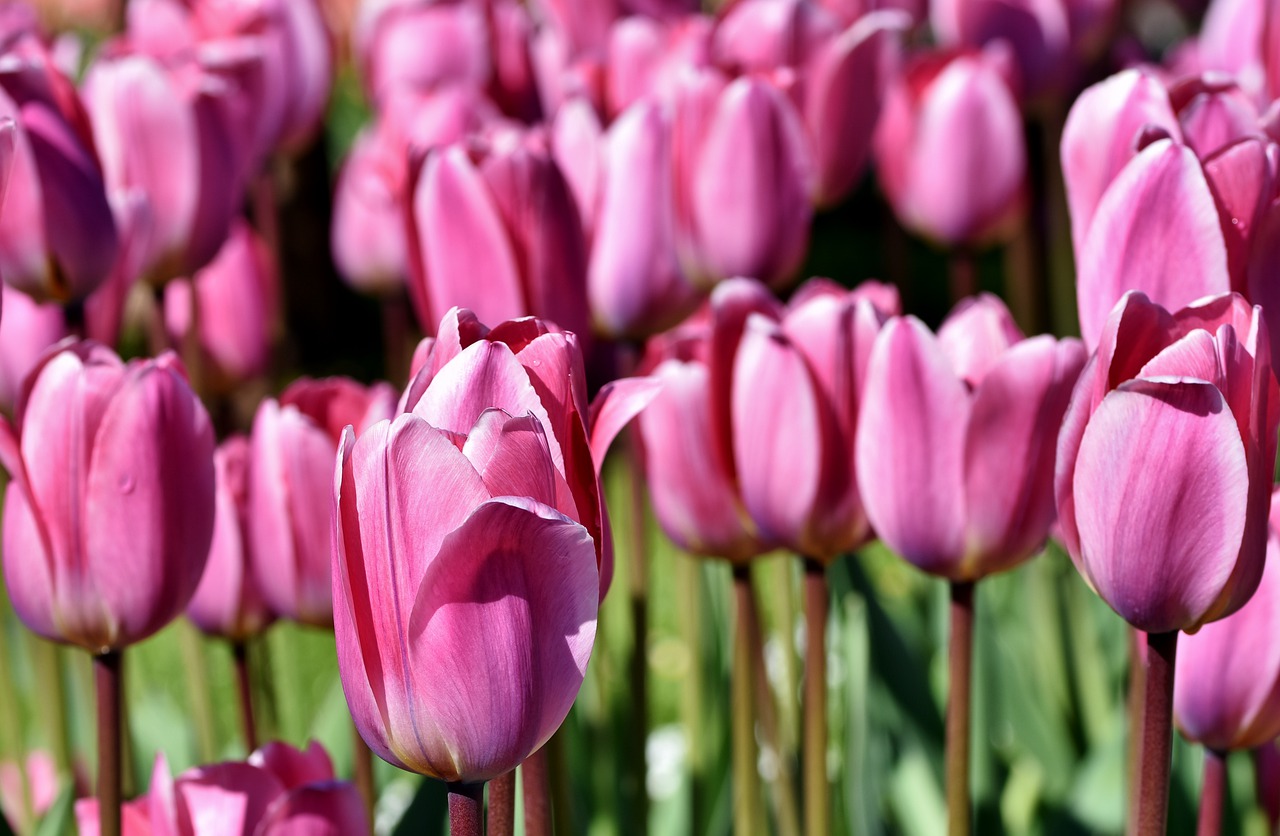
<box><xmin>1</xmin><ymin>0</ymin><xmax>1280</xmax><ymax>833</ymax></box>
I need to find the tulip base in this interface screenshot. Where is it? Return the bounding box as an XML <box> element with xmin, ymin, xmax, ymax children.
<box><xmin>803</xmin><ymin>558</ymin><xmax>828</xmax><ymax>836</ymax></box>
<box><xmin>1129</xmin><ymin>630</ymin><xmax>1179</xmax><ymax>836</ymax></box>
<box><xmin>95</xmin><ymin>649</ymin><xmax>123</xmax><ymax>836</ymax></box>
<box><xmin>448</xmin><ymin>781</ymin><xmax>485</xmax><ymax>836</ymax></box>
<box><xmin>947</xmin><ymin>581</ymin><xmax>974</xmax><ymax>836</ymax></box>
<box><xmin>1197</xmin><ymin>749</ymin><xmax>1227</xmax><ymax>836</ymax></box>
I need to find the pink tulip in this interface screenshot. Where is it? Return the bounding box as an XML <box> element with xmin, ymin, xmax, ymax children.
<box><xmin>76</xmin><ymin>743</ymin><xmax>369</xmax><ymax>836</ymax></box>
<box><xmin>406</xmin><ymin>127</ymin><xmax>591</xmax><ymax>340</ymax></box>
<box><xmin>0</xmin><ymin>342</ymin><xmax>216</xmax><ymax>651</ymax></box>
<box><xmin>0</xmin><ymin>36</ymin><xmax>119</xmax><ymax>302</ymax></box>
<box><xmin>0</xmin><ymin>282</ymin><xmax>65</xmax><ymax>412</ymax></box>
<box><xmin>1187</xmin><ymin>0</ymin><xmax>1280</xmax><ymax>102</ymax></box>
<box><xmin>855</xmin><ymin>294</ymin><xmax>1085</xmax><ymax>579</ymax></box>
<box><xmin>604</xmin><ymin>14</ymin><xmax>712</xmax><ymax>117</ymax></box>
<box><xmin>1174</xmin><ymin>487</ymin><xmax>1280</xmax><ymax>752</ymax></box>
<box><xmin>733</xmin><ymin>278</ymin><xmax>899</xmax><ymax>561</ymax></box>
<box><xmin>874</xmin><ymin>46</ymin><xmax>1026</xmax><ymax>247</ymax></box>
<box><xmin>0</xmin><ymin>751</ymin><xmax>58</xmax><ymax>827</ymax></box>
<box><xmin>164</xmin><ymin>220</ymin><xmax>278</xmax><ymax>389</ymax></box>
<box><xmin>82</xmin><ymin>51</ymin><xmax>242</xmax><ymax>283</ymax></box>
<box><xmin>187</xmin><ymin>436</ymin><xmax>274</xmax><ymax>642</ymax></box>
<box><xmin>1055</xmin><ymin>292</ymin><xmax>1279</xmax><ymax>633</ymax></box>
<box><xmin>671</xmin><ymin>70</ymin><xmax>814</xmax><ymax>289</ymax></box>
<box><xmin>353</xmin><ymin>0</ymin><xmax>492</xmax><ymax>105</ymax></box>
<box><xmin>249</xmin><ymin>377</ymin><xmax>396</xmax><ymax>627</ymax></box>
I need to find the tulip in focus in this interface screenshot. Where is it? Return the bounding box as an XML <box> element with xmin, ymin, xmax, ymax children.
<box><xmin>250</xmin><ymin>376</ymin><xmax>397</xmax><ymax>627</ymax></box>
<box><xmin>0</xmin><ymin>342</ymin><xmax>216</xmax><ymax>652</ymax></box>
<box><xmin>855</xmin><ymin>293</ymin><xmax>1085</xmax><ymax>580</ymax></box>
<box><xmin>874</xmin><ymin>46</ymin><xmax>1026</xmax><ymax>247</ymax></box>
<box><xmin>1055</xmin><ymin>292</ymin><xmax>1278</xmax><ymax>634</ymax></box>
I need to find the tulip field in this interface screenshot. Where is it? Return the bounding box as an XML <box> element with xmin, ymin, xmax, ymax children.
<box><xmin>4</xmin><ymin>0</ymin><xmax>1280</xmax><ymax>834</ymax></box>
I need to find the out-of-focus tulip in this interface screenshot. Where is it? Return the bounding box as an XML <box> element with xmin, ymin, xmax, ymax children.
<box><xmin>0</xmin><ymin>751</ymin><xmax>58</xmax><ymax>828</ymax></box>
<box><xmin>187</xmin><ymin>436</ymin><xmax>274</xmax><ymax>642</ymax></box>
<box><xmin>406</xmin><ymin>127</ymin><xmax>591</xmax><ymax>340</ymax></box>
<box><xmin>0</xmin><ymin>342</ymin><xmax>216</xmax><ymax>652</ymax></box>
<box><xmin>855</xmin><ymin>294</ymin><xmax>1084</xmax><ymax>579</ymax></box>
<box><xmin>1175</xmin><ymin>487</ymin><xmax>1280</xmax><ymax>752</ymax></box>
<box><xmin>1184</xmin><ymin>0</ymin><xmax>1280</xmax><ymax>103</ymax></box>
<box><xmin>0</xmin><ymin>38</ymin><xmax>119</xmax><ymax>302</ymax></box>
<box><xmin>733</xmin><ymin>278</ymin><xmax>899</xmax><ymax>561</ymax></box>
<box><xmin>1055</xmin><ymin>292</ymin><xmax>1279</xmax><ymax>634</ymax></box>
<box><xmin>671</xmin><ymin>71</ymin><xmax>814</xmax><ymax>289</ymax></box>
<box><xmin>353</xmin><ymin>0</ymin><xmax>492</xmax><ymax>105</ymax></box>
<box><xmin>605</xmin><ymin>14</ymin><xmax>712</xmax><ymax>117</ymax></box>
<box><xmin>75</xmin><ymin>742</ymin><xmax>369</xmax><ymax>836</ymax></box>
<box><xmin>83</xmin><ymin>52</ymin><xmax>242</xmax><ymax>283</ymax></box>
<box><xmin>250</xmin><ymin>376</ymin><xmax>396</xmax><ymax>627</ymax></box>
<box><xmin>164</xmin><ymin>220</ymin><xmax>277</xmax><ymax>390</ymax></box>
<box><xmin>874</xmin><ymin>46</ymin><xmax>1026</xmax><ymax>247</ymax></box>
<box><xmin>0</xmin><ymin>282</ymin><xmax>65</xmax><ymax>412</ymax></box>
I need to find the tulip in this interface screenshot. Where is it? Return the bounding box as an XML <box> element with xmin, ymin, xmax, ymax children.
<box><xmin>1055</xmin><ymin>291</ymin><xmax>1278</xmax><ymax>835</ymax></box>
<box><xmin>0</xmin><ymin>37</ymin><xmax>119</xmax><ymax>302</ymax></box>
<box><xmin>874</xmin><ymin>46</ymin><xmax>1026</xmax><ymax>247</ymax></box>
<box><xmin>164</xmin><ymin>220</ymin><xmax>278</xmax><ymax>390</ymax></box>
<box><xmin>249</xmin><ymin>376</ymin><xmax>396</xmax><ymax>627</ymax></box>
<box><xmin>0</xmin><ymin>751</ymin><xmax>58</xmax><ymax>830</ymax></box>
<box><xmin>671</xmin><ymin>71</ymin><xmax>814</xmax><ymax>289</ymax></box>
<box><xmin>406</xmin><ymin>127</ymin><xmax>591</xmax><ymax>341</ymax></box>
<box><xmin>1189</xmin><ymin>0</ymin><xmax>1280</xmax><ymax>102</ymax></box>
<box><xmin>604</xmin><ymin>14</ymin><xmax>712</xmax><ymax>117</ymax></box>
<box><xmin>0</xmin><ymin>283</ymin><xmax>65</xmax><ymax>413</ymax></box>
<box><xmin>353</xmin><ymin>0</ymin><xmax>492</xmax><ymax>105</ymax></box>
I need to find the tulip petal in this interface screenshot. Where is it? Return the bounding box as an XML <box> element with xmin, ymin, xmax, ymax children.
<box><xmin>461</xmin><ymin>410</ymin><xmax>562</xmax><ymax>510</ymax></box>
<box><xmin>1072</xmin><ymin>379</ymin><xmax>1248</xmax><ymax>633</ymax></box>
<box><xmin>257</xmin><ymin>783</ymin><xmax>370</xmax><ymax>836</ymax></box>
<box><xmin>937</xmin><ymin>293</ymin><xmax>1024</xmax><ymax>387</ymax></box>
<box><xmin>248</xmin><ymin>741</ymin><xmax>335</xmax><ymax>790</ymax></box>
<box><xmin>856</xmin><ymin>317</ymin><xmax>969</xmax><ymax>575</ymax></box>
<box><xmin>176</xmin><ymin>762</ymin><xmax>285</xmax><ymax>836</ymax></box>
<box><xmin>406</xmin><ymin>496</ymin><xmax>598</xmax><ymax>782</ymax></box>
<box><xmin>586</xmin><ymin>376</ymin><xmax>662</xmax><ymax>474</ymax></box>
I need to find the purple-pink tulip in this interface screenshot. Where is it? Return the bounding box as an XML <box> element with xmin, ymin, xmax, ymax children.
<box><xmin>1055</xmin><ymin>291</ymin><xmax>1279</xmax><ymax>633</ymax></box>
<box><xmin>604</xmin><ymin>13</ymin><xmax>712</xmax><ymax>117</ymax></box>
<box><xmin>0</xmin><ymin>342</ymin><xmax>216</xmax><ymax>651</ymax></box>
<box><xmin>732</xmin><ymin>278</ymin><xmax>899</xmax><ymax>561</ymax></box>
<box><xmin>187</xmin><ymin>436</ymin><xmax>274</xmax><ymax>642</ymax></box>
<box><xmin>1174</xmin><ymin>486</ymin><xmax>1280</xmax><ymax>752</ymax></box>
<box><xmin>855</xmin><ymin>294</ymin><xmax>1085</xmax><ymax>579</ymax></box>
<box><xmin>0</xmin><ymin>282</ymin><xmax>65</xmax><ymax>413</ymax></box>
<box><xmin>250</xmin><ymin>376</ymin><xmax>397</xmax><ymax>627</ymax></box>
<box><xmin>874</xmin><ymin>46</ymin><xmax>1026</xmax><ymax>247</ymax></box>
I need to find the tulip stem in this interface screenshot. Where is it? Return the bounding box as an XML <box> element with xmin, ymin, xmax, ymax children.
<box><xmin>488</xmin><ymin>770</ymin><xmax>516</xmax><ymax>836</ymax></box>
<box><xmin>522</xmin><ymin>747</ymin><xmax>552</xmax><ymax>836</ymax></box>
<box><xmin>1126</xmin><ymin>627</ymin><xmax>1146</xmax><ymax>818</ymax></box>
<box><xmin>232</xmin><ymin>641</ymin><xmax>257</xmax><ymax>753</ymax></box>
<box><xmin>178</xmin><ymin>622</ymin><xmax>217</xmax><ymax>762</ymax></box>
<box><xmin>94</xmin><ymin>650</ymin><xmax>123</xmax><ymax>836</ymax></box>
<box><xmin>949</xmin><ymin>250</ymin><xmax>978</xmax><ymax>303</ymax></box>
<box><xmin>947</xmin><ymin>580</ymin><xmax>975</xmax><ymax>836</ymax></box>
<box><xmin>447</xmin><ymin>781</ymin><xmax>485</xmax><ymax>836</ymax></box>
<box><xmin>626</xmin><ymin>428</ymin><xmax>650</xmax><ymax>836</ymax></box>
<box><xmin>679</xmin><ymin>556</ymin><xmax>706</xmax><ymax>833</ymax></box>
<box><xmin>747</xmin><ymin>569</ymin><xmax>801</xmax><ymax>836</ymax></box>
<box><xmin>803</xmin><ymin>559</ymin><xmax>828</xmax><ymax>836</ymax></box>
<box><xmin>351</xmin><ymin>721</ymin><xmax>375</xmax><ymax>825</ymax></box>
<box><xmin>31</xmin><ymin>631</ymin><xmax>72</xmax><ymax>780</ymax></box>
<box><xmin>732</xmin><ymin>565</ymin><xmax>761</xmax><ymax>836</ymax></box>
<box><xmin>1129</xmin><ymin>630</ymin><xmax>1179</xmax><ymax>836</ymax></box>
<box><xmin>1197</xmin><ymin>749</ymin><xmax>1227</xmax><ymax>836</ymax></box>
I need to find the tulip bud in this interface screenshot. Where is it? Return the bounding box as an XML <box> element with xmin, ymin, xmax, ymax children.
<box><xmin>0</xmin><ymin>342</ymin><xmax>216</xmax><ymax>652</ymax></box>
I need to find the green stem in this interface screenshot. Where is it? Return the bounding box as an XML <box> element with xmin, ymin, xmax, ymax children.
<box><xmin>488</xmin><ymin>770</ymin><xmax>515</xmax><ymax>836</ymax></box>
<box><xmin>178</xmin><ymin>622</ymin><xmax>217</xmax><ymax>762</ymax></box>
<box><xmin>802</xmin><ymin>559</ymin><xmax>828</xmax><ymax>836</ymax></box>
<box><xmin>626</xmin><ymin>434</ymin><xmax>650</xmax><ymax>834</ymax></box>
<box><xmin>31</xmin><ymin>640</ymin><xmax>71</xmax><ymax>778</ymax></box>
<box><xmin>95</xmin><ymin>650</ymin><xmax>123</xmax><ymax>836</ymax></box>
<box><xmin>447</xmin><ymin>782</ymin><xmax>485</xmax><ymax>836</ymax></box>
<box><xmin>232</xmin><ymin>641</ymin><xmax>257</xmax><ymax>753</ymax></box>
<box><xmin>747</xmin><ymin>567</ymin><xmax>801</xmax><ymax>836</ymax></box>
<box><xmin>1128</xmin><ymin>630</ymin><xmax>1179</xmax><ymax>836</ymax></box>
<box><xmin>947</xmin><ymin>581</ymin><xmax>975</xmax><ymax>836</ymax></box>
<box><xmin>546</xmin><ymin>726</ymin><xmax>574</xmax><ymax>836</ymax></box>
<box><xmin>732</xmin><ymin>565</ymin><xmax>760</xmax><ymax>836</ymax></box>
<box><xmin>1197</xmin><ymin>749</ymin><xmax>1227</xmax><ymax>836</ymax></box>
<box><xmin>679</xmin><ymin>556</ymin><xmax>706</xmax><ymax>833</ymax></box>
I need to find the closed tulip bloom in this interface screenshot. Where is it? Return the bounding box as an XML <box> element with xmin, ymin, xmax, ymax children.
<box><xmin>0</xmin><ymin>283</ymin><xmax>65</xmax><ymax>413</ymax></box>
<box><xmin>187</xmin><ymin>436</ymin><xmax>274</xmax><ymax>642</ymax></box>
<box><xmin>1055</xmin><ymin>292</ymin><xmax>1279</xmax><ymax>634</ymax></box>
<box><xmin>407</xmin><ymin>128</ymin><xmax>591</xmax><ymax>340</ymax></box>
<box><xmin>605</xmin><ymin>14</ymin><xmax>712</xmax><ymax>117</ymax></box>
<box><xmin>1174</xmin><ymin>487</ymin><xmax>1280</xmax><ymax>752</ymax></box>
<box><xmin>353</xmin><ymin>0</ymin><xmax>492</xmax><ymax>105</ymax></box>
<box><xmin>0</xmin><ymin>342</ymin><xmax>216</xmax><ymax>652</ymax></box>
<box><xmin>732</xmin><ymin>278</ymin><xmax>898</xmax><ymax>561</ymax></box>
<box><xmin>856</xmin><ymin>294</ymin><xmax>1085</xmax><ymax>580</ymax></box>
<box><xmin>0</xmin><ymin>38</ymin><xmax>119</xmax><ymax>302</ymax></box>
<box><xmin>250</xmin><ymin>377</ymin><xmax>397</xmax><ymax>627</ymax></box>
<box><xmin>874</xmin><ymin>46</ymin><xmax>1026</xmax><ymax>247</ymax></box>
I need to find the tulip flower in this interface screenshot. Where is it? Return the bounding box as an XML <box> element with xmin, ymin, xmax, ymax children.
<box><xmin>0</xmin><ymin>37</ymin><xmax>119</xmax><ymax>302</ymax></box>
<box><xmin>874</xmin><ymin>45</ymin><xmax>1026</xmax><ymax>248</ymax></box>
<box><xmin>605</xmin><ymin>14</ymin><xmax>713</xmax><ymax>117</ymax></box>
<box><xmin>250</xmin><ymin>376</ymin><xmax>397</xmax><ymax>628</ymax></box>
<box><xmin>0</xmin><ymin>282</ymin><xmax>65</xmax><ymax>413</ymax></box>
<box><xmin>1055</xmin><ymin>291</ymin><xmax>1278</xmax><ymax>835</ymax></box>
<box><xmin>0</xmin><ymin>751</ymin><xmax>58</xmax><ymax>831</ymax></box>
<box><xmin>353</xmin><ymin>0</ymin><xmax>492</xmax><ymax>105</ymax></box>
<box><xmin>671</xmin><ymin>70</ymin><xmax>814</xmax><ymax>289</ymax></box>
<box><xmin>406</xmin><ymin>127</ymin><xmax>591</xmax><ymax>341</ymax></box>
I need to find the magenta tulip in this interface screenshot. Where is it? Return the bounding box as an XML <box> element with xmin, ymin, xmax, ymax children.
<box><xmin>855</xmin><ymin>294</ymin><xmax>1084</xmax><ymax>579</ymax></box>
<box><xmin>874</xmin><ymin>46</ymin><xmax>1025</xmax><ymax>247</ymax></box>
<box><xmin>187</xmin><ymin>436</ymin><xmax>274</xmax><ymax>642</ymax></box>
<box><xmin>1055</xmin><ymin>291</ymin><xmax>1279</xmax><ymax>634</ymax></box>
<box><xmin>1174</xmin><ymin>486</ymin><xmax>1280</xmax><ymax>752</ymax></box>
<box><xmin>732</xmin><ymin>278</ymin><xmax>899</xmax><ymax>561</ymax></box>
<box><xmin>604</xmin><ymin>14</ymin><xmax>712</xmax><ymax>117</ymax></box>
<box><xmin>0</xmin><ymin>282</ymin><xmax>65</xmax><ymax>413</ymax></box>
<box><xmin>0</xmin><ymin>342</ymin><xmax>216</xmax><ymax>651</ymax></box>
<box><xmin>250</xmin><ymin>377</ymin><xmax>397</xmax><ymax>627</ymax></box>
<box><xmin>353</xmin><ymin>0</ymin><xmax>492</xmax><ymax>105</ymax></box>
